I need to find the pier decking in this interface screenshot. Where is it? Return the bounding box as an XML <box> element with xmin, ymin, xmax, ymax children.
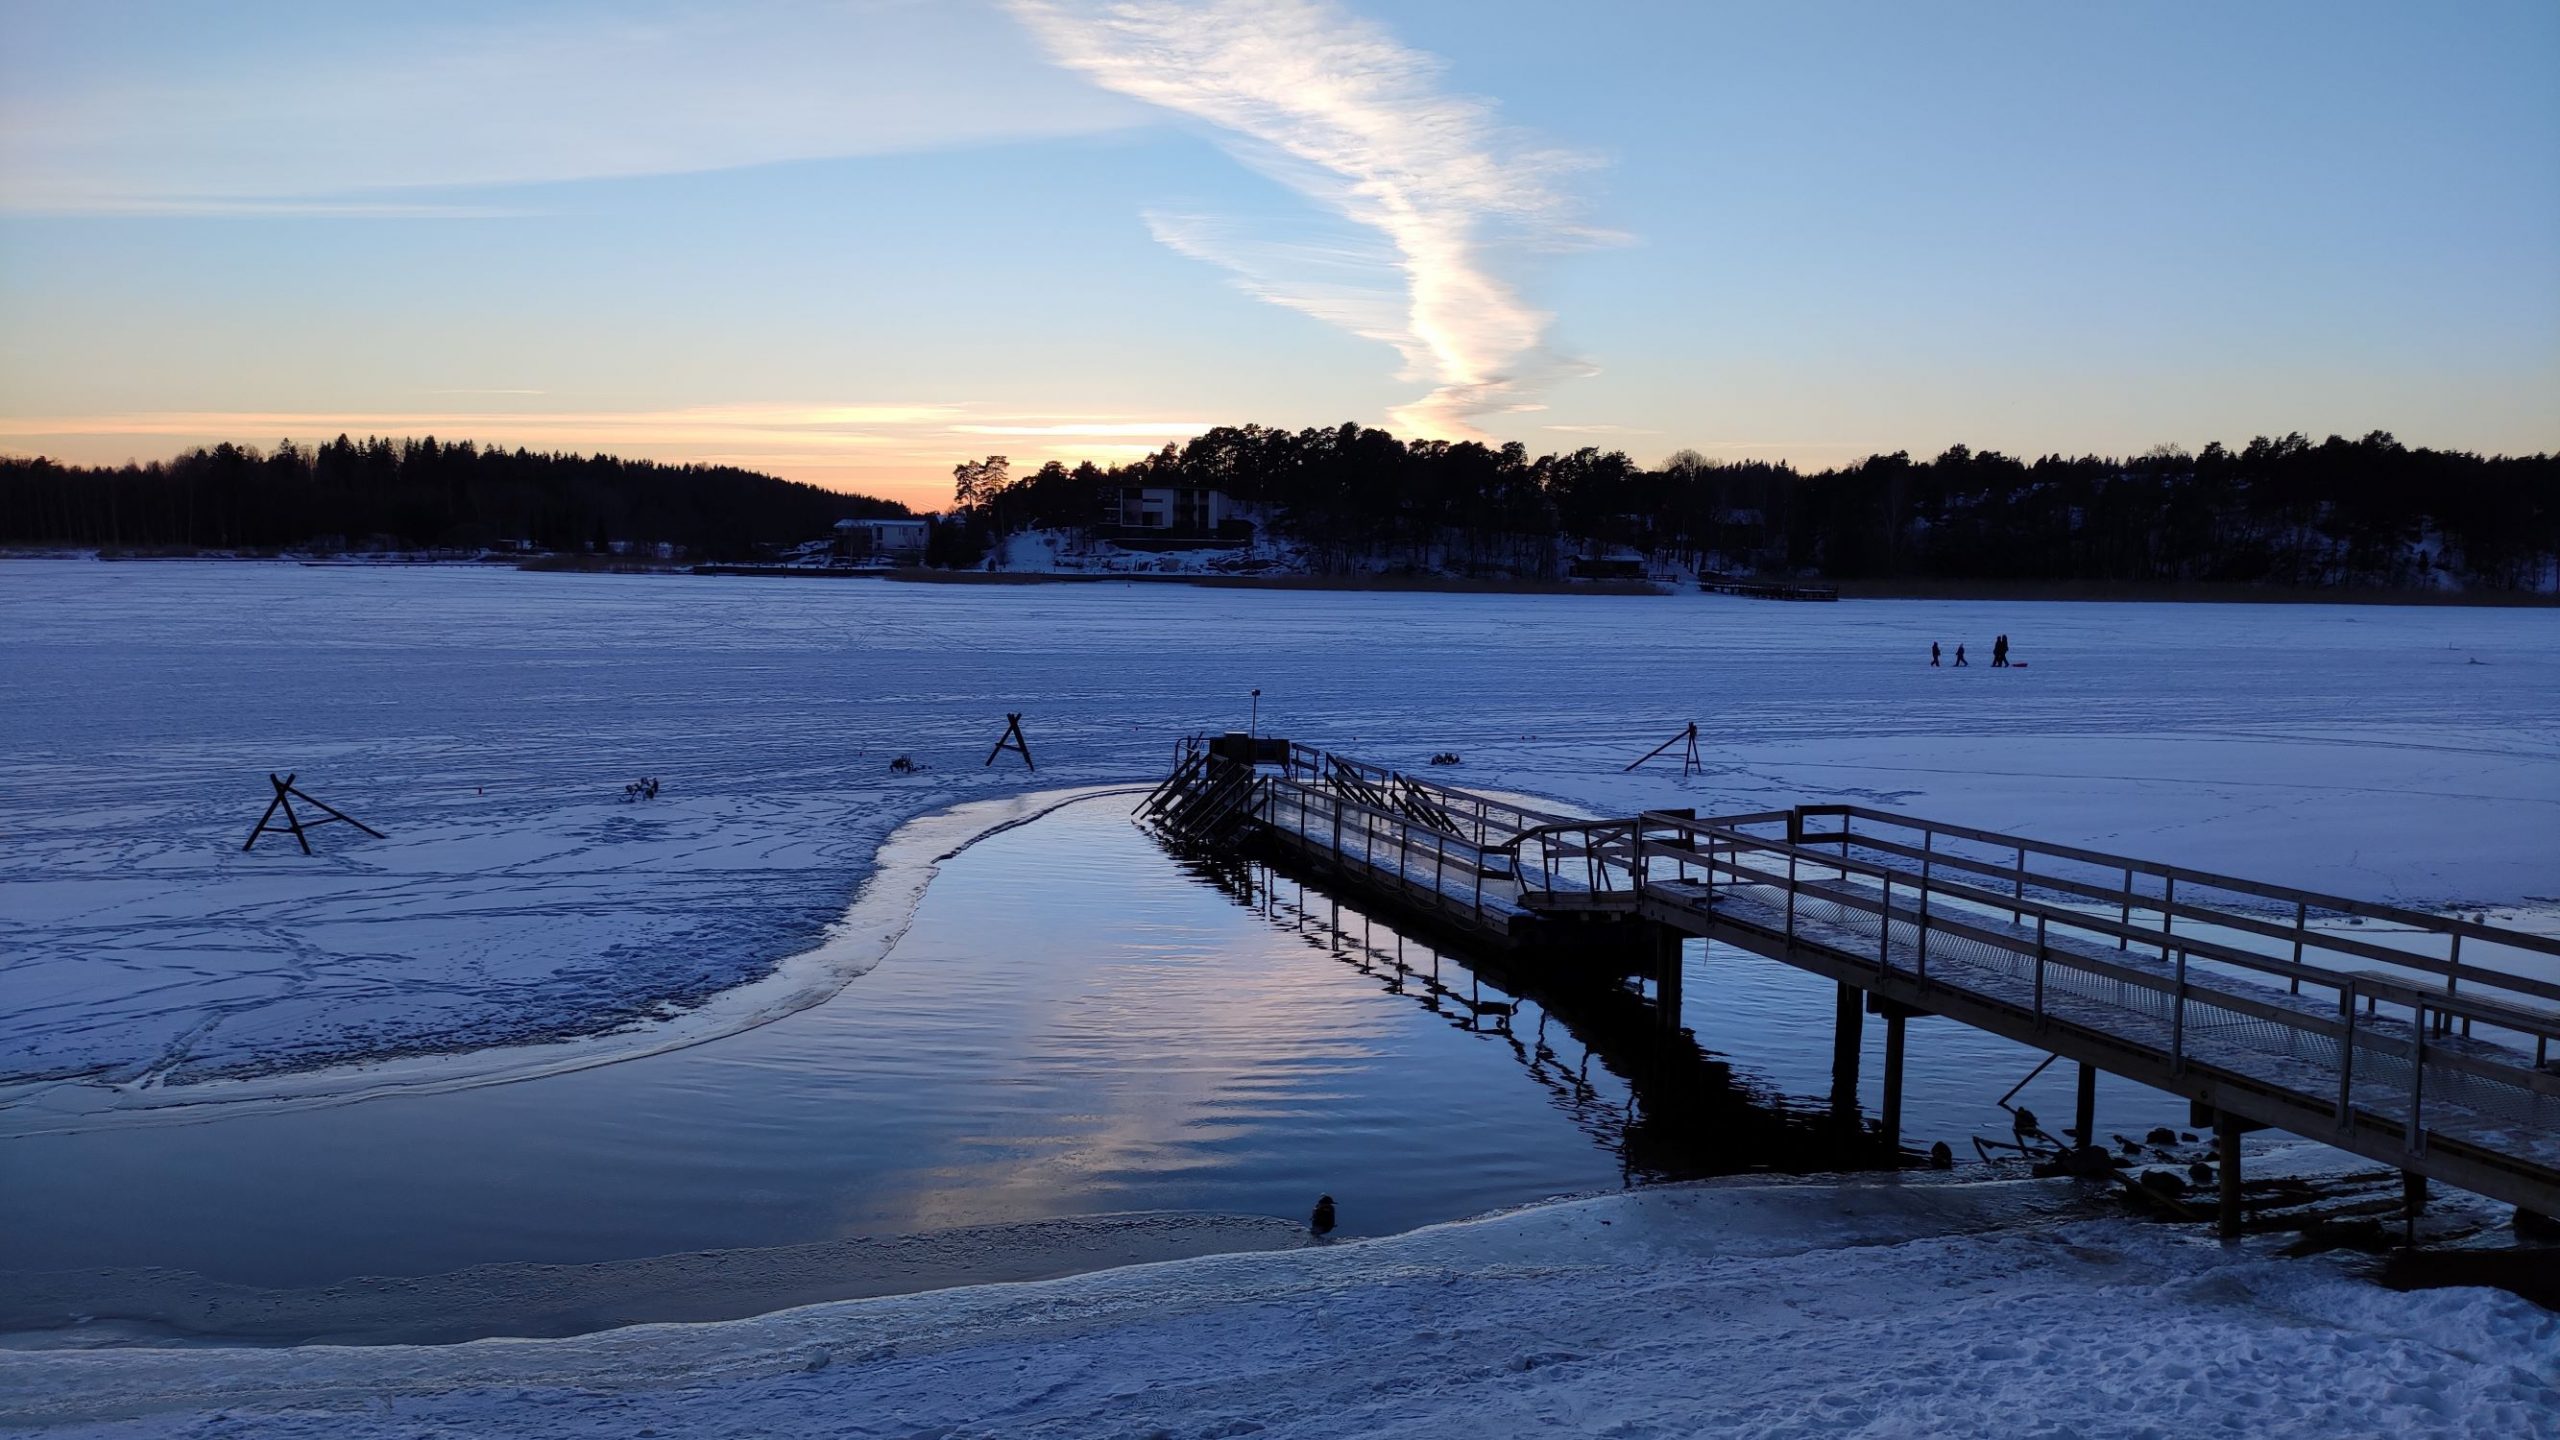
<box><xmin>1140</xmin><ymin>739</ymin><xmax>2560</xmax><ymax>1225</ymax></box>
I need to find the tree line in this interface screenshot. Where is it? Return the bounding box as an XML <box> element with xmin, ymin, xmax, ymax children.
<box><xmin>0</xmin><ymin>436</ymin><xmax>908</xmax><ymax>559</ymax></box>
<box><xmin>950</xmin><ymin>424</ymin><xmax>2558</xmax><ymax>590</ymax></box>
<box><xmin>8</xmin><ymin>425</ymin><xmax>2552</xmax><ymax>590</ymax></box>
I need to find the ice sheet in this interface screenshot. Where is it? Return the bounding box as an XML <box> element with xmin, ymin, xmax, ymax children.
<box><xmin>5</xmin><ymin>561</ymin><xmax>2554</xmax><ymax>1103</ymax></box>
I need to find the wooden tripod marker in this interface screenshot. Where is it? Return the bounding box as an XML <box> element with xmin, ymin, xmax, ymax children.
<box><xmin>985</xmin><ymin>713</ymin><xmax>1036</xmax><ymax>772</ymax></box>
<box><xmin>243</xmin><ymin>772</ymin><xmax>386</xmax><ymax>855</ymax></box>
<box><xmin>1624</xmin><ymin>721</ymin><xmax>1704</xmax><ymax>778</ymax></box>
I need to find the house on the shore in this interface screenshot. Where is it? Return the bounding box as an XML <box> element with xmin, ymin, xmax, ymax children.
<box><xmin>1098</xmin><ymin>485</ymin><xmax>1232</xmax><ymax>539</ymax></box>
<box><xmin>833</xmin><ymin>517</ymin><xmax>930</xmax><ymax>561</ymax></box>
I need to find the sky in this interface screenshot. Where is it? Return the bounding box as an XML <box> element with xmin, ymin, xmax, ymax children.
<box><xmin>1</xmin><ymin>0</ymin><xmax>2554</xmax><ymax>508</ymax></box>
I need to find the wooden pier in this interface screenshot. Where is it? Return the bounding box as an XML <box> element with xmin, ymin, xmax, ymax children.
<box><xmin>1140</xmin><ymin>737</ymin><xmax>2560</xmax><ymax>1230</ymax></box>
<box><xmin>1696</xmin><ymin>574</ymin><xmax>1839</xmax><ymax>601</ymax></box>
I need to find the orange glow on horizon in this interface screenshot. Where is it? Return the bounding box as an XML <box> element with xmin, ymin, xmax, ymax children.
<box><xmin>0</xmin><ymin>404</ymin><xmax>1234</xmax><ymax>509</ymax></box>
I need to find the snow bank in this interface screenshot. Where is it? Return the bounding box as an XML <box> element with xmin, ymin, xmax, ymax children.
<box><xmin>5</xmin><ymin>1179</ymin><xmax>2552</xmax><ymax>1437</ymax></box>
<box><xmin>4</xmin><ymin>561</ymin><xmax>2554</xmax><ymax>1109</ymax></box>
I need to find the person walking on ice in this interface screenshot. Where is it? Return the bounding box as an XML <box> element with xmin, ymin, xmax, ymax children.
<box><xmin>1931</xmin><ymin>642</ymin><xmax>1942</xmax><ymax>667</ymax></box>
<box><xmin>1954</xmin><ymin>644</ymin><xmax>1969</xmax><ymax>667</ymax></box>
<box><xmin>1992</xmin><ymin>634</ymin><xmax>2010</xmax><ymax>668</ymax></box>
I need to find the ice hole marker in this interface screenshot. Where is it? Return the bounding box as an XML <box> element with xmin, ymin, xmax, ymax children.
<box><xmin>985</xmin><ymin>713</ymin><xmax>1036</xmax><ymax>772</ymax></box>
<box><xmin>243</xmin><ymin>773</ymin><xmax>385</xmax><ymax>855</ymax></box>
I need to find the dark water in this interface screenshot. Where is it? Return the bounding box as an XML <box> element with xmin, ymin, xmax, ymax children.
<box><xmin>1</xmin><ymin>797</ymin><xmax>2186</xmax><ymax>1295</ymax></box>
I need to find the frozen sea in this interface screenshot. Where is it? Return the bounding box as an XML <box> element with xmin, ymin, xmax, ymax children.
<box><xmin>5</xmin><ymin>561</ymin><xmax>2559</xmax><ymax>1435</ymax></box>
<box><xmin>4</xmin><ymin>559</ymin><xmax>2556</xmax><ymax>1104</ymax></box>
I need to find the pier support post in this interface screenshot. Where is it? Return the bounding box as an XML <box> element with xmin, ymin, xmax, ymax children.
<box><xmin>2073</xmin><ymin>1062</ymin><xmax>2097</xmax><ymax>1147</ymax></box>
<box><xmin>1880</xmin><ymin>1006</ymin><xmax>1906</xmax><ymax>1155</ymax></box>
<box><xmin>2402</xmin><ymin>1171</ymin><xmax>2428</xmax><ymax>1246</ymax></box>
<box><xmin>2216</xmin><ymin>1111</ymin><xmax>2244</xmax><ymax>1240</ymax></box>
<box><xmin>1653</xmin><ymin>928</ymin><xmax>1684</xmax><ymax>1033</ymax></box>
<box><xmin>1830</xmin><ymin>983</ymin><xmax>1864</xmax><ymax>1116</ymax></box>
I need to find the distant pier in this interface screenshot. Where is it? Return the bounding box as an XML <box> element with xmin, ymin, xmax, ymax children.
<box><xmin>1140</xmin><ymin>736</ymin><xmax>2560</xmax><ymax>1234</ymax></box>
<box><xmin>1696</xmin><ymin>574</ymin><xmax>1839</xmax><ymax>601</ymax></box>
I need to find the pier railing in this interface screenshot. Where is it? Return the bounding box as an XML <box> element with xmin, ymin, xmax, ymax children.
<box><xmin>1253</xmin><ymin>774</ymin><xmax>1518</xmax><ymax>929</ymax></box>
<box><xmin>1519</xmin><ymin>805</ymin><xmax>2560</xmax><ymax>1184</ymax></box>
<box><xmin>1282</xmin><ymin>743</ymin><xmax>1580</xmax><ymax>849</ymax></box>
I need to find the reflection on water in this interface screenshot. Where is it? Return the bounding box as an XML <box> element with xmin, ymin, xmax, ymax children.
<box><xmin>3</xmin><ymin>796</ymin><xmax>2186</xmax><ymax>1303</ymax></box>
<box><xmin>1176</xmin><ymin>844</ymin><xmax>1876</xmax><ymax>1186</ymax></box>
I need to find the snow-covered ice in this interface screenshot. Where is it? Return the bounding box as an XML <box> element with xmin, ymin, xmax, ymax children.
<box><xmin>4</xmin><ymin>560</ymin><xmax>2556</xmax><ymax>1108</ymax></box>
<box><xmin>4</xmin><ymin>1177</ymin><xmax>2553</xmax><ymax>1438</ymax></box>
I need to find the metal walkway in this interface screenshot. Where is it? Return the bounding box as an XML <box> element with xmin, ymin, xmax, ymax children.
<box><xmin>1140</xmin><ymin>739</ymin><xmax>2560</xmax><ymax>1220</ymax></box>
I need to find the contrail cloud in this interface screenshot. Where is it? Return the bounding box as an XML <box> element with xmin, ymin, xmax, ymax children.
<box><xmin>1011</xmin><ymin>0</ymin><xmax>1606</xmax><ymax>439</ymax></box>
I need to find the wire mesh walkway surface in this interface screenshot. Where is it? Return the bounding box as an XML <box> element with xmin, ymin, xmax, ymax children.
<box><xmin>1142</xmin><ymin>744</ymin><xmax>2560</xmax><ymax>1216</ymax></box>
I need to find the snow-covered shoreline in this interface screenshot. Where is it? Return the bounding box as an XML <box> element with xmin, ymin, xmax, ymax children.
<box><xmin>6</xmin><ymin>1176</ymin><xmax>2552</xmax><ymax>1438</ymax></box>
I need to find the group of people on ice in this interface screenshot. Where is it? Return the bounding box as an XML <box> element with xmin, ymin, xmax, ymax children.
<box><xmin>1931</xmin><ymin>634</ymin><xmax>2016</xmax><ymax>668</ymax></box>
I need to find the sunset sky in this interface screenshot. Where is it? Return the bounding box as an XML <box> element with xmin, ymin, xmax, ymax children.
<box><xmin>3</xmin><ymin>0</ymin><xmax>2554</xmax><ymax>508</ymax></box>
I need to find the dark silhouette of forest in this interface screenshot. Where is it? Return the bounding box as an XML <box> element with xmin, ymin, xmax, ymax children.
<box><xmin>961</xmin><ymin>424</ymin><xmax>2558</xmax><ymax>591</ymax></box>
<box><xmin>7</xmin><ymin>425</ymin><xmax>2554</xmax><ymax>592</ymax></box>
<box><xmin>0</xmin><ymin>436</ymin><xmax>907</xmax><ymax>559</ymax></box>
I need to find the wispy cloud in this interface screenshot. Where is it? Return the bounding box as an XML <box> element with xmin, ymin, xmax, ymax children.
<box><xmin>0</xmin><ymin>1</ymin><xmax>1137</xmax><ymax>215</ymax></box>
<box><xmin>1011</xmin><ymin>0</ymin><xmax>1612</xmax><ymax>440</ymax></box>
<box><xmin>0</xmin><ymin>404</ymin><xmax>966</xmax><ymax>450</ymax></box>
<box><xmin>3</xmin><ymin>197</ymin><xmax>535</xmax><ymax>220</ymax></box>
<box><xmin>0</xmin><ymin>403</ymin><xmax>1220</xmax><ymax>503</ymax></box>
<box><xmin>950</xmin><ymin>421</ymin><xmax>1213</xmax><ymax>437</ymax></box>
<box><xmin>1145</xmin><ymin>212</ymin><xmax>1424</xmax><ymax>375</ymax></box>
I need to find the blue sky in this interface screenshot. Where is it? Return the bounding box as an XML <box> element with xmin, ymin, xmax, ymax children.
<box><xmin>2</xmin><ymin>0</ymin><xmax>2552</xmax><ymax>505</ymax></box>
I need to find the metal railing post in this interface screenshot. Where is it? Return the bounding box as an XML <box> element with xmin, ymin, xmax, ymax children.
<box><xmin>2161</xmin><ymin>875</ymin><xmax>2176</xmax><ymax>961</ymax></box>
<box><xmin>2119</xmin><ymin>867</ymin><xmax>2132</xmax><ymax>950</ymax></box>
<box><xmin>2289</xmin><ymin>899</ymin><xmax>2306</xmax><ymax>994</ymax></box>
<box><xmin>1785</xmin><ymin>848</ymin><xmax>1797</xmax><ymax>939</ymax></box>
<box><xmin>2171</xmin><ymin>948</ymin><xmax>2187</xmax><ymax>1073</ymax></box>
<box><xmin>2447</xmin><ymin>931</ymin><xmax>2466</xmax><ymax>1036</ymax></box>
<box><xmin>2034</xmin><ymin>914</ymin><xmax>2048</xmax><ymax>1020</ymax></box>
<box><xmin>2407</xmin><ymin>1004</ymin><xmax>2427</xmax><ymax>1156</ymax></box>
<box><xmin>2336</xmin><ymin>986</ymin><xmax>2358</xmax><ymax>1129</ymax></box>
<box><xmin>2011</xmin><ymin>844</ymin><xmax>2026</xmax><ymax>923</ymax></box>
<box><xmin>1878</xmin><ymin>870</ymin><xmax>1893</xmax><ymax>977</ymax></box>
